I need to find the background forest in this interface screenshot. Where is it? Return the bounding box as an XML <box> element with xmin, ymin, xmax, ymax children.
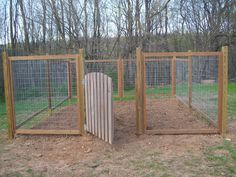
<box><xmin>0</xmin><ymin>0</ymin><xmax>236</xmax><ymax>97</ymax></box>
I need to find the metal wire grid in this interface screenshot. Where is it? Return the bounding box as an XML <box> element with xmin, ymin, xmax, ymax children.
<box><xmin>11</xmin><ymin>59</ymin><xmax>79</xmax><ymax>130</ymax></box>
<box><xmin>227</xmin><ymin>45</ymin><xmax>236</xmax><ymax>122</ymax></box>
<box><xmin>145</xmin><ymin>58</ymin><xmax>172</xmax><ymax>99</ymax></box>
<box><xmin>176</xmin><ymin>58</ymin><xmax>188</xmax><ymax>104</ymax></box>
<box><xmin>85</xmin><ymin>61</ymin><xmax>118</xmax><ymax>95</ymax></box>
<box><xmin>191</xmin><ymin>56</ymin><xmax>219</xmax><ymax>123</ymax></box>
<box><xmin>176</xmin><ymin>56</ymin><xmax>219</xmax><ymax>123</ymax></box>
<box><xmin>7</xmin><ymin>54</ymin><xmax>220</xmax><ymax>131</ymax></box>
<box><xmin>0</xmin><ymin>100</ymin><xmax>6</xmax><ymax>131</ymax></box>
<box><xmin>71</xmin><ymin>62</ymin><xmax>77</xmax><ymax>97</ymax></box>
<box><xmin>145</xmin><ymin>57</ymin><xmax>174</xmax><ymax>130</ymax></box>
<box><xmin>124</xmin><ymin>60</ymin><xmax>136</xmax><ymax>96</ymax></box>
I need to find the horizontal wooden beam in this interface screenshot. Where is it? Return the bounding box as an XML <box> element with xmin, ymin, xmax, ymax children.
<box><xmin>145</xmin><ymin>58</ymin><xmax>172</xmax><ymax>62</ymax></box>
<box><xmin>146</xmin><ymin>129</ymin><xmax>219</xmax><ymax>135</ymax></box>
<box><xmin>9</xmin><ymin>54</ymin><xmax>78</xmax><ymax>61</ymax></box>
<box><xmin>70</xmin><ymin>59</ymin><xmax>118</xmax><ymax>64</ymax></box>
<box><xmin>143</xmin><ymin>52</ymin><xmax>222</xmax><ymax>58</ymax></box>
<box><xmin>16</xmin><ymin>129</ymin><xmax>81</xmax><ymax>135</ymax></box>
<box><xmin>175</xmin><ymin>58</ymin><xmax>188</xmax><ymax>62</ymax></box>
<box><xmin>85</xmin><ymin>59</ymin><xmax>118</xmax><ymax>63</ymax></box>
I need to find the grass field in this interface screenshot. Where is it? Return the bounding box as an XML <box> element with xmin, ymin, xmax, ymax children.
<box><xmin>1</xmin><ymin>82</ymin><xmax>236</xmax><ymax>130</ymax></box>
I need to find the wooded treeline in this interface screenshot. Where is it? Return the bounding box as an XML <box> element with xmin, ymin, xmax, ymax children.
<box><xmin>0</xmin><ymin>0</ymin><xmax>236</xmax><ymax>57</ymax></box>
<box><xmin>0</xmin><ymin>0</ymin><xmax>236</xmax><ymax>97</ymax></box>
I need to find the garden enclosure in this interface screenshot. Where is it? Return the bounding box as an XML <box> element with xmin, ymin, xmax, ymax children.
<box><xmin>136</xmin><ymin>47</ymin><xmax>228</xmax><ymax>135</ymax></box>
<box><xmin>3</xmin><ymin>47</ymin><xmax>228</xmax><ymax>139</ymax></box>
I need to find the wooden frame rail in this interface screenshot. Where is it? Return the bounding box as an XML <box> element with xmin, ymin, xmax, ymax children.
<box><xmin>16</xmin><ymin>129</ymin><xmax>81</xmax><ymax>135</ymax></box>
<box><xmin>117</xmin><ymin>57</ymin><xmax>124</xmax><ymax>97</ymax></box>
<box><xmin>146</xmin><ymin>129</ymin><xmax>219</xmax><ymax>135</ymax></box>
<box><xmin>9</xmin><ymin>54</ymin><xmax>78</xmax><ymax>61</ymax></box>
<box><xmin>143</xmin><ymin>51</ymin><xmax>222</xmax><ymax>58</ymax></box>
<box><xmin>3</xmin><ymin>52</ymin><xmax>15</xmax><ymax>139</ymax></box>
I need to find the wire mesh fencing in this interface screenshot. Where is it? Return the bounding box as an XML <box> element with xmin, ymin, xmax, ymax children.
<box><xmin>124</xmin><ymin>60</ymin><xmax>136</xmax><ymax>98</ymax></box>
<box><xmin>145</xmin><ymin>58</ymin><xmax>172</xmax><ymax>99</ymax></box>
<box><xmin>11</xmin><ymin>58</ymin><xmax>79</xmax><ymax>130</ymax></box>
<box><xmin>85</xmin><ymin>61</ymin><xmax>118</xmax><ymax>96</ymax></box>
<box><xmin>191</xmin><ymin>56</ymin><xmax>219</xmax><ymax>124</ymax></box>
<box><xmin>176</xmin><ymin>58</ymin><xmax>188</xmax><ymax>103</ymax></box>
<box><xmin>141</xmin><ymin>52</ymin><xmax>222</xmax><ymax>132</ymax></box>
<box><xmin>2</xmin><ymin>48</ymin><xmax>228</xmax><ymax>136</ymax></box>
<box><xmin>228</xmin><ymin>45</ymin><xmax>236</xmax><ymax>123</ymax></box>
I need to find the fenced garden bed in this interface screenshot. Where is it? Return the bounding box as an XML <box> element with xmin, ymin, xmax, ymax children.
<box><xmin>2</xmin><ymin>47</ymin><xmax>229</xmax><ymax>140</ymax></box>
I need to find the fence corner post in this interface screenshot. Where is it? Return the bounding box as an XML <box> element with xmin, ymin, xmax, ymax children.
<box><xmin>77</xmin><ymin>48</ymin><xmax>85</xmax><ymax>134</ymax></box>
<box><xmin>188</xmin><ymin>50</ymin><xmax>192</xmax><ymax>108</ymax></box>
<box><xmin>117</xmin><ymin>56</ymin><xmax>124</xmax><ymax>98</ymax></box>
<box><xmin>135</xmin><ymin>47</ymin><xmax>146</xmax><ymax>134</ymax></box>
<box><xmin>172</xmin><ymin>56</ymin><xmax>176</xmax><ymax>96</ymax></box>
<box><xmin>2</xmin><ymin>51</ymin><xmax>15</xmax><ymax>139</ymax></box>
<box><xmin>219</xmin><ymin>46</ymin><xmax>228</xmax><ymax>136</ymax></box>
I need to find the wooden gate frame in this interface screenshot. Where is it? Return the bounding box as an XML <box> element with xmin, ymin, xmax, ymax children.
<box><xmin>3</xmin><ymin>51</ymin><xmax>87</xmax><ymax>138</ymax></box>
<box><xmin>135</xmin><ymin>47</ymin><xmax>228</xmax><ymax>135</ymax></box>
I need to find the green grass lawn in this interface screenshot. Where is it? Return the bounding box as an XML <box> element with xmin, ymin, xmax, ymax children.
<box><xmin>205</xmin><ymin>140</ymin><xmax>236</xmax><ymax>176</ymax></box>
<box><xmin>1</xmin><ymin>82</ymin><xmax>236</xmax><ymax>131</ymax></box>
<box><xmin>0</xmin><ymin>96</ymin><xmax>7</xmax><ymax>130</ymax></box>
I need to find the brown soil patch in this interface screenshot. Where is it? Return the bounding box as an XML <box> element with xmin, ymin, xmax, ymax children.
<box><xmin>146</xmin><ymin>98</ymin><xmax>215</xmax><ymax>130</ymax></box>
<box><xmin>33</xmin><ymin>106</ymin><xmax>79</xmax><ymax>130</ymax></box>
<box><xmin>0</xmin><ymin>99</ymin><xmax>236</xmax><ymax>176</ymax></box>
<box><xmin>33</xmin><ymin>98</ymin><xmax>214</xmax><ymax>138</ymax></box>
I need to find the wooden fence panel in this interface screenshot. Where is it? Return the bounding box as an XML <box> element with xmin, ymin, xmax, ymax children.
<box><xmin>85</xmin><ymin>72</ymin><xmax>114</xmax><ymax>144</ymax></box>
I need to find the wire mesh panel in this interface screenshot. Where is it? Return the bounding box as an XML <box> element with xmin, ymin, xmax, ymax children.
<box><xmin>228</xmin><ymin>45</ymin><xmax>236</xmax><ymax>123</ymax></box>
<box><xmin>85</xmin><ymin>61</ymin><xmax>118</xmax><ymax>96</ymax></box>
<box><xmin>71</xmin><ymin>62</ymin><xmax>77</xmax><ymax>98</ymax></box>
<box><xmin>0</xmin><ymin>105</ymin><xmax>6</xmax><ymax>132</ymax></box>
<box><xmin>144</xmin><ymin>58</ymin><xmax>174</xmax><ymax>130</ymax></box>
<box><xmin>124</xmin><ymin>60</ymin><xmax>136</xmax><ymax>97</ymax></box>
<box><xmin>145</xmin><ymin>58</ymin><xmax>172</xmax><ymax>99</ymax></box>
<box><xmin>11</xmin><ymin>58</ymin><xmax>79</xmax><ymax>131</ymax></box>
<box><xmin>176</xmin><ymin>58</ymin><xmax>188</xmax><ymax>104</ymax></box>
<box><xmin>192</xmin><ymin>56</ymin><xmax>219</xmax><ymax>124</ymax></box>
<box><xmin>142</xmin><ymin>53</ymin><xmax>219</xmax><ymax>132</ymax></box>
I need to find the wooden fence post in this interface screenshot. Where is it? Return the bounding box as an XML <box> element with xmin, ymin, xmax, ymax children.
<box><xmin>218</xmin><ymin>46</ymin><xmax>228</xmax><ymax>136</ymax></box>
<box><xmin>136</xmin><ymin>48</ymin><xmax>146</xmax><ymax>134</ymax></box>
<box><xmin>188</xmin><ymin>50</ymin><xmax>192</xmax><ymax>108</ymax></box>
<box><xmin>171</xmin><ymin>56</ymin><xmax>176</xmax><ymax>96</ymax></box>
<box><xmin>117</xmin><ymin>56</ymin><xmax>124</xmax><ymax>97</ymax></box>
<box><xmin>3</xmin><ymin>51</ymin><xmax>15</xmax><ymax>139</ymax></box>
<box><xmin>46</xmin><ymin>61</ymin><xmax>52</xmax><ymax>115</ymax></box>
<box><xmin>67</xmin><ymin>61</ymin><xmax>72</xmax><ymax>103</ymax></box>
<box><xmin>77</xmin><ymin>49</ymin><xmax>85</xmax><ymax>134</ymax></box>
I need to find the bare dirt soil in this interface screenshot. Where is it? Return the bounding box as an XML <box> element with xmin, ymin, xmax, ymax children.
<box><xmin>146</xmin><ymin>98</ymin><xmax>215</xmax><ymax>130</ymax></box>
<box><xmin>0</xmin><ymin>100</ymin><xmax>236</xmax><ymax>177</ymax></box>
<box><xmin>33</xmin><ymin>98</ymin><xmax>214</xmax><ymax>132</ymax></box>
<box><xmin>33</xmin><ymin>106</ymin><xmax>79</xmax><ymax>130</ymax></box>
